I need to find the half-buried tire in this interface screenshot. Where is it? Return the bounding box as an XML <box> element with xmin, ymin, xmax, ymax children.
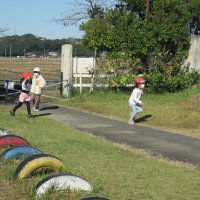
<box><xmin>15</xmin><ymin>154</ymin><xmax>65</xmax><ymax>179</ymax></box>
<box><xmin>0</xmin><ymin>135</ymin><xmax>29</xmax><ymax>147</ymax></box>
<box><xmin>0</xmin><ymin>146</ymin><xmax>43</xmax><ymax>160</ymax></box>
<box><xmin>35</xmin><ymin>173</ymin><xmax>92</xmax><ymax>197</ymax></box>
<box><xmin>81</xmin><ymin>198</ymin><xmax>109</xmax><ymax>200</ymax></box>
<box><xmin>0</xmin><ymin>128</ymin><xmax>10</xmax><ymax>136</ymax></box>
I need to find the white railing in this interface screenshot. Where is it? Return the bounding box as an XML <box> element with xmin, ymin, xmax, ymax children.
<box><xmin>73</xmin><ymin>73</ymin><xmax>94</xmax><ymax>94</ymax></box>
<box><xmin>73</xmin><ymin>73</ymin><xmax>109</xmax><ymax>94</ymax></box>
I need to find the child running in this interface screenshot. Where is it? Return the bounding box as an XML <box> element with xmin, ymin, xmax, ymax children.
<box><xmin>10</xmin><ymin>72</ymin><xmax>32</xmax><ymax>117</ymax></box>
<box><xmin>128</xmin><ymin>77</ymin><xmax>145</xmax><ymax>125</ymax></box>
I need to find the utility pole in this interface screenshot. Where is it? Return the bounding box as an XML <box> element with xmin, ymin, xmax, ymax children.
<box><xmin>9</xmin><ymin>44</ymin><xmax>12</xmax><ymax>59</ymax></box>
<box><xmin>5</xmin><ymin>49</ymin><xmax>6</xmax><ymax>58</ymax></box>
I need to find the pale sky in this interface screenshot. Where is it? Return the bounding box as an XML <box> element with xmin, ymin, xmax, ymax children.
<box><xmin>0</xmin><ymin>0</ymin><xmax>85</xmax><ymax>39</ymax></box>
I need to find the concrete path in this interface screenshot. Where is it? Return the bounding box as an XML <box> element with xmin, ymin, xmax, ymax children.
<box><xmin>38</xmin><ymin>104</ymin><xmax>200</xmax><ymax>167</ymax></box>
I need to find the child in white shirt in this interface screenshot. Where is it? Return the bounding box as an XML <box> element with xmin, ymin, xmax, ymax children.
<box><xmin>128</xmin><ymin>77</ymin><xmax>145</xmax><ymax>125</ymax></box>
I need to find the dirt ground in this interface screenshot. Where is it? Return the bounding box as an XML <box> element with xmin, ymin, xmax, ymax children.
<box><xmin>0</xmin><ymin>58</ymin><xmax>61</xmax><ymax>80</ymax></box>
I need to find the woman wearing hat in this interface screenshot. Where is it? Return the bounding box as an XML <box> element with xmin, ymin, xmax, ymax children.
<box><xmin>10</xmin><ymin>72</ymin><xmax>32</xmax><ymax>117</ymax></box>
<box><xmin>31</xmin><ymin>67</ymin><xmax>46</xmax><ymax>111</ymax></box>
<box><xmin>128</xmin><ymin>77</ymin><xmax>145</xmax><ymax>125</ymax></box>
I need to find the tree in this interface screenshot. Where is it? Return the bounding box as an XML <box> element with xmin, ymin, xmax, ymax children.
<box><xmin>0</xmin><ymin>27</ymin><xmax>8</xmax><ymax>36</ymax></box>
<box><xmin>53</xmin><ymin>0</ymin><xmax>117</xmax><ymax>26</ymax></box>
<box><xmin>81</xmin><ymin>0</ymin><xmax>200</xmax><ymax>74</ymax></box>
<box><xmin>0</xmin><ymin>34</ymin><xmax>94</xmax><ymax>57</ymax></box>
<box><xmin>78</xmin><ymin>0</ymin><xmax>200</xmax><ymax>92</ymax></box>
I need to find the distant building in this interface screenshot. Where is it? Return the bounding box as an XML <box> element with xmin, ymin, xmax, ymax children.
<box><xmin>48</xmin><ymin>51</ymin><xmax>59</xmax><ymax>57</ymax></box>
<box><xmin>25</xmin><ymin>52</ymin><xmax>36</xmax><ymax>58</ymax></box>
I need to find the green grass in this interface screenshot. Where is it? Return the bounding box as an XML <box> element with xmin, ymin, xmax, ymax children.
<box><xmin>55</xmin><ymin>87</ymin><xmax>200</xmax><ymax>139</ymax></box>
<box><xmin>1</xmin><ymin>104</ymin><xmax>200</xmax><ymax>200</ymax></box>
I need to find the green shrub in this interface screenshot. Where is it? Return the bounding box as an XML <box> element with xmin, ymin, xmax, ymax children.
<box><xmin>144</xmin><ymin>70</ymin><xmax>200</xmax><ymax>93</ymax></box>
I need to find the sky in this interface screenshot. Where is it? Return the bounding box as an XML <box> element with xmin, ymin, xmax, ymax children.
<box><xmin>0</xmin><ymin>0</ymin><xmax>85</xmax><ymax>40</ymax></box>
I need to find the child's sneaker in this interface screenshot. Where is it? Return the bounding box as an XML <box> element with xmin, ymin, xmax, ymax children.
<box><xmin>10</xmin><ymin>110</ymin><xmax>15</xmax><ymax>116</ymax></box>
<box><xmin>28</xmin><ymin>114</ymin><xmax>33</xmax><ymax>118</ymax></box>
<box><xmin>32</xmin><ymin>108</ymin><xmax>40</xmax><ymax>112</ymax></box>
<box><xmin>128</xmin><ymin>121</ymin><xmax>135</xmax><ymax>126</ymax></box>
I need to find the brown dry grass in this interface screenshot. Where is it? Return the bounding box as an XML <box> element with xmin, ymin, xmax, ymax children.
<box><xmin>0</xmin><ymin>58</ymin><xmax>61</xmax><ymax>80</ymax></box>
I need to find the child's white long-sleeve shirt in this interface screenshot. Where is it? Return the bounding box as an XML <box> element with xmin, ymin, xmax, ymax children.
<box><xmin>128</xmin><ymin>88</ymin><xmax>143</xmax><ymax>105</ymax></box>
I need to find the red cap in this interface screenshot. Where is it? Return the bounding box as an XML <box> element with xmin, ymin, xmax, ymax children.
<box><xmin>21</xmin><ymin>72</ymin><xmax>32</xmax><ymax>79</ymax></box>
<box><xmin>135</xmin><ymin>77</ymin><xmax>145</xmax><ymax>84</ymax></box>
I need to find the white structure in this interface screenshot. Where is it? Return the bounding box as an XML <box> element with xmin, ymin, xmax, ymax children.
<box><xmin>61</xmin><ymin>44</ymin><xmax>96</xmax><ymax>96</ymax></box>
<box><xmin>185</xmin><ymin>35</ymin><xmax>200</xmax><ymax>71</ymax></box>
<box><xmin>61</xmin><ymin>44</ymin><xmax>73</xmax><ymax>97</ymax></box>
<box><xmin>73</xmin><ymin>57</ymin><xmax>95</xmax><ymax>74</ymax></box>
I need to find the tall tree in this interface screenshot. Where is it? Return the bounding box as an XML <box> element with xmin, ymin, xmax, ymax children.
<box><xmin>53</xmin><ymin>0</ymin><xmax>116</xmax><ymax>27</ymax></box>
<box><xmin>81</xmin><ymin>0</ymin><xmax>200</xmax><ymax>76</ymax></box>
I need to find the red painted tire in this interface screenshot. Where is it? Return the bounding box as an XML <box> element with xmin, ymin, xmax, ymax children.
<box><xmin>0</xmin><ymin>135</ymin><xmax>29</xmax><ymax>147</ymax></box>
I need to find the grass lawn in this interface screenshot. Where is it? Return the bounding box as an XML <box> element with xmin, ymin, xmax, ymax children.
<box><xmin>0</xmin><ymin>104</ymin><xmax>200</xmax><ymax>200</ymax></box>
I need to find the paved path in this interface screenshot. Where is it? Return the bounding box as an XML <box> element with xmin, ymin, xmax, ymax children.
<box><xmin>38</xmin><ymin>104</ymin><xmax>200</xmax><ymax>167</ymax></box>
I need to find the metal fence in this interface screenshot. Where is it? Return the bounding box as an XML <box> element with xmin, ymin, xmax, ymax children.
<box><xmin>0</xmin><ymin>79</ymin><xmax>62</xmax><ymax>103</ymax></box>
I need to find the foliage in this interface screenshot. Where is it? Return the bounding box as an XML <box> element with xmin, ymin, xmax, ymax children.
<box><xmin>80</xmin><ymin>0</ymin><xmax>200</xmax><ymax>92</ymax></box>
<box><xmin>144</xmin><ymin>70</ymin><xmax>200</xmax><ymax>93</ymax></box>
<box><xmin>0</xmin><ymin>34</ymin><xmax>94</xmax><ymax>57</ymax></box>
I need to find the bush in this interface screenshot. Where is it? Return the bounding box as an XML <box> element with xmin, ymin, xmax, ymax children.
<box><xmin>144</xmin><ymin>70</ymin><xmax>200</xmax><ymax>93</ymax></box>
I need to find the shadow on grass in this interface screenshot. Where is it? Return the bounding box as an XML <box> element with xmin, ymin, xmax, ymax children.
<box><xmin>40</xmin><ymin>106</ymin><xmax>59</xmax><ymax>111</ymax></box>
<box><xmin>32</xmin><ymin>113</ymin><xmax>52</xmax><ymax>118</ymax></box>
<box><xmin>135</xmin><ymin>115</ymin><xmax>152</xmax><ymax>123</ymax></box>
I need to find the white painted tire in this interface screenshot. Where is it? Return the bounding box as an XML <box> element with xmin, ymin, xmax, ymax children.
<box><xmin>0</xmin><ymin>128</ymin><xmax>10</xmax><ymax>136</ymax></box>
<box><xmin>81</xmin><ymin>198</ymin><xmax>109</xmax><ymax>200</ymax></box>
<box><xmin>35</xmin><ymin>173</ymin><xmax>92</xmax><ymax>197</ymax></box>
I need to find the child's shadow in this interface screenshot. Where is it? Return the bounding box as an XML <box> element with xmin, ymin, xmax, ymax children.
<box><xmin>40</xmin><ymin>106</ymin><xmax>59</xmax><ymax>111</ymax></box>
<box><xmin>135</xmin><ymin>115</ymin><xmax>152</xmax><ymax>123</ymax></box>
<box><xmin>32</xmin><ymin>113</ymin><xmax>52</xmax><ymax>118</ymax></box>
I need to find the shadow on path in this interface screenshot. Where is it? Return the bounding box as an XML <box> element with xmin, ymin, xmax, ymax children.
<box><xmin>32</xmin><ymin>113</ymin><xmax>52</xmax><ymax>118</ymax></box>
<box><xmin>40</xmin><ymin>106</ymin><xmax>59</xmax><ymax>111</ymax></box>
<box><xmin>135</xmin><ymin>115</ymin><xmax>152</xmax><ymax>123</ymax></box>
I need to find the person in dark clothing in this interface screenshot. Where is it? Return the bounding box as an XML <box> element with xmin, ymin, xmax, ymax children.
<box><xmin>10</xmin><ymin>72</ymin><xmax>33</xmax><ymax>117</ymax></box>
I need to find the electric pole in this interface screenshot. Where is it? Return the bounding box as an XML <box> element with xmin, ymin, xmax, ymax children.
<box><xmin>9</xmin><ymin>44</ymin><xmax>12</xmax><ymax>59</ymax></box>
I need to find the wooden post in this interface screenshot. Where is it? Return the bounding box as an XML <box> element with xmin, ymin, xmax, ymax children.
<box><xmin>60</xmin><ymin>72</ymin><xmax>63</xmax><ymax>95</ymax></box>
<box><xmin>80</xmin><ymin>73</ymin><xmax>82</xmax><ymax>94</ymax></box>
<box><xmin>4</xmin><ymin>80</ymin><xmax>9</xmax><ymax>103</ymax></box>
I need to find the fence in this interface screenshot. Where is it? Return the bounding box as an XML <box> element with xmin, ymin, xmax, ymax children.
<box><xmin>0</xmin><ymin>75</ymin><xmax>109</xmax><ymax>103</ymax></box>
<box><xmin>0</xmin><ymin>80</ymin><xmax>63</xmax><ymax>103</ymax></box>
<box><xmin>73</xmin><ymin>73</ymin><xmax>94</xmax><ymax>94</ymax></box>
